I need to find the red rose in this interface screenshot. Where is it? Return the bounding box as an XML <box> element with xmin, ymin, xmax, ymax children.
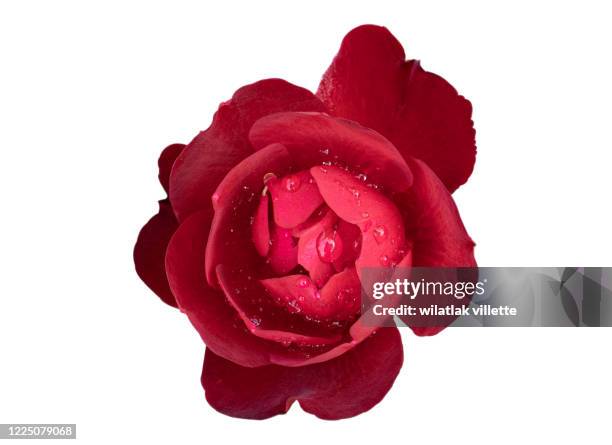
<box><xmin>134</xmin><ymin>25</ymin><xmax>476</xmax><ymax>420</ymax></box>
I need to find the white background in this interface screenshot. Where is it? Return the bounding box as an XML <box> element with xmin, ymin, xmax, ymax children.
<box><xmin>1</xmin><ymin>1</ymin><xmax>611</xmax><ymax>443</ymax></box>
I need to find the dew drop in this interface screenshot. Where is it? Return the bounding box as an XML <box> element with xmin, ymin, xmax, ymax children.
<box><xmin>361</xmin><ymin>212</ymin><xmax>369</xmax><ymax>219</ymax></box>
<box><xmin>297</xmin><ymin>277</ymin><xmax>309</xmax><ymax>288</ymax></box>
<box><xmin>373</xmin><ymin>225</ymin><xmax>387</xmax><ymax>243</ymax></box>
<box><xmin>250</xmin><ymin>316</ymin><xmax>262</xmax><ymax>326</ymax></box>
<box><xmin>316</xmin><ymin>230</ymin><xmax>343</xmax><ymax>263</ymax></box>
<box><xmin>379</xmin><ymin>254</ymin><xmax>390</xmax><ymax>266</ymax></box>
<box><xmin>284</xmin><ymin>175</ymin><xmax>301</xmax><ymax>192</ymax></box>
<box><xmin>319</xmin><ymin>147</ymin><xmax>330</xmax><ymax>155</ymax></box>
<box><xmin>356</xmin><ymin>173</ymin><xmax>367</xmax><ymax>182</ymax></box>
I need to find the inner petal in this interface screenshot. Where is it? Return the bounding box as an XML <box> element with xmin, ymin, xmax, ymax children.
<box><xmin>296</xmin><ymin>209</ymin><xmax>336</xmax><ymax>286</ymax></box>
<box><xmin>310</xmin><ymin>165</ymin><xmax>406</xmax><ymax>276</ymax></box>
<box><xmin>260</xmin><ymin>268</ymin><xmax>361</xmax><ymax>322</ymax></box>
<box><xmin>267</xmin><ymin>170</ymin><xmax>324</xmax><ymax>229</ymax></box>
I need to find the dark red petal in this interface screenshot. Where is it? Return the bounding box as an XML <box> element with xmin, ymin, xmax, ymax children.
<box><xmin>401</xmin><ymin>158</ymin><xmax>476</xmax><ymax>267</ymax></box>
<box><xmin>249</xmin><ymin>112</ymin><xmax>413</xmax><ymax>193</ymax></box>
<box><xmin>251</xmin><ymin>193</ymin><xmax>270</xmax><ymax>257</ymax></box>
<box><xmin>169</xmin><ymin>79</ymin><xmax>326</xmax><ymax>221</ymax></box>
<box><xmin>310</xmin><ymin>165</ymin><xmax>406</xmax><ymax>275</ymax></box>
<box><xmin>332</xmin><ymin>220</ymin><xmax>362</xmax><ymax>271</ymax></box>
<box><xmin>267</xmin><ymin>171</ymin><xmax>323</xmax><ymax>228</ymax></box>
<box><xmin>267</xmin><ymin>225</ymin><xmax>298</xmax><ymax>275</ymax></box>
<box><xmin>398</xmin><ymin>158</ymin><xmax>476</xmax><ymax>336</ymax></box>
<box><xmin>134</xmin><ymin>200</ymin><xmax>179</xmax><ymax>307</ymax></box>
<box><xmin>317</xmin><ymin>25</ymin><xmax>476</xmax><ymax>192</ymax></box>
<box><xmin>158</xmin><ymin>143</ymin><xmax>185</xmax><ymax>194</ymax></box>
<box><xmin>201</xmin><ymin>327</ymin><xmax>403</xmax><ymax>420</ymax></box>
<box><xmin>165</xmin><ymin>209</ymin><xmax>275</xmax><ymax>367</ymax></box>
<box><xmin>205</xmin><ymin>143</ymin><xmax>292</xmax><ymax>287</ymax></box>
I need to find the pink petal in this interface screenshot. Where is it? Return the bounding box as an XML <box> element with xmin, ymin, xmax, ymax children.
<box><xmin>310</xmin><ymin>165</ymin><xmax>406</xmax><ymax>276</ymax></box>
<box><xmin>260</xmin><ymin>269</ymin><xmax>360</xmax><ymax>322</ymax></box>
<box><xmin>169</xmin><ymin>79</ymin><xmax>326</xmax><ymax>221</ymax></box>
<box><xmin>296</xmin><ymin>209</ymin><xmax>337</xmax><ymax>286</ymax></box>
<box><xmin>267</xmin><ymin>170</ymin><xmax>324</xmax><ymax>228</ymax></box>
<box><xmin>201</xmin><ymin>327</ymin><xmax>403</xmax><ymax>419</ymax></box>
<box><xmin>317</xmin><ymin>25</ymin><xmax>476</xmax><ymax>192</ymax></box>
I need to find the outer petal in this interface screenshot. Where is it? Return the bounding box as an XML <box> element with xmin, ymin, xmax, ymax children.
<box><xmin>317</xmin><ymin>25</ymin><xmax>476</xmax><ymax>192</ymax></box>
<box><xmin>201</xmin><ymin>327</ymin><xmax>403</xmax><ymax>420</ymax></box>
<box><xmin>169</xmin><ymin>79</ymin><xmax>326</xmax><ymax>221</ymax></box>
<box><xmin>249</xmin><ymin>112</ymin><xmax>413</xmax><ymax>193</ymax></box>
<box><xmin>134</xmin><ymin>143</ymin><xmax>184</xmax><ymax>307</ymax></box>
<box><xmin>134</xmin><ymin>200</ymin><xmax>179</xmax><ymax>307</ymax></box>
<box><xmin>399</xmin><ymin>158</ymin><xmax>477</xmax><ymax>336</ymax></box>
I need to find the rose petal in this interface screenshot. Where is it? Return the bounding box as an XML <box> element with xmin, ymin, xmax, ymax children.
<box><xmin>165</xmin><ymin>209</ymin><xmax>272</xmax><ymax>367</ymax></box>
<box><xmin>310</xmin><ymin>165</ymin><xmax>406</xmax><ymax>276</ymax></box>
<box><xmin>317</xmin><ymin>25</ymin><xmax>476</xmax><ymax>192</ymax></box>
<box><xmin>267</xmin><ymin>225</ymin><xmax>298</xmax><ymax>275</ymax></box>
<box><xmin>134</xmin><ymin>200</ymin><xmax>179</xmax><ymax>307</ymax></box>
<box><xmin>170</xmin><ymin>79</ymin><xmax>326</xmax><ymax>221</ymax></box>
<box><xmin>249</xmin><ymin>112</ymin><xmax>413</xmax><ymax>193</ymax></box>
<box><xmin>296</xmin><ymin>209</ymin><xmax>337</xmax><ymax>286</ymax></box>
<box><xmin>157</xmin><ymin>143</ymin><xmax>185</xmax><ymax>194</ymax></box>
<box><xmin>398</xmin><ymin>158</ymin><xmax>477</xmax><ymax>335</ymax></box>
<box><xmin>267</xmin><ymin>170</ymin><xmax>324</xmax><ymax>229</ymax></box>
<box><xmin>216</xmin><ymin>265</ymin><xmax>342</xmax><ymax>347</ymax></box>
<box><xmin>201</xmin><ymin>327</ymin><xmax>403</xmax><ymax>419</ymax></box>
<box><xmin>134</xmin><ymin>144</ymin><xmax>184</xmax><ymax>307</ymax></box>
<box><xmin>251</xmin><ymin>193</ymin><xmax>270</xmax><ymax>257</ymax></box>
<box><xmin>260</xmin><ymin>268</ymin><xmax>360</xmax><ymax>322</ymax></box>
<box><xmin>205</xmin><ymin>143</ymin><xmax>292</xmax><ymax>287</ymax></box>
<box><xmin>332</xmin><ymin>220</ymin><xmax>362</xmax><ymax>271</ymax></box>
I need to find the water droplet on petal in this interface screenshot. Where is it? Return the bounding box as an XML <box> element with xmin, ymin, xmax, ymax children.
<box><xmin>250</xmin><ymin>316</ymin><xmax>262</xmax><ymax>326</ymax></box>
<box><xmin>356</xmin><ymin>173</ymin><xmax>367</xmax><ymax>182</ymax></box>
<box><xmin>379</xmin><ymin>254</ymin><xmax>390</xmax><ymax>266</ymax></box>
<box><xmin>316</xmin><ymin>230</ymin><xmax>343</xmax><ymax>263</ymax></box>
<box><xmin>319</xmin><ymin>147</ymin><xmax>330</xmax><ymax>155</ymax></box>
<box><xmin>361</xmin><ymin>212</ymin><xmax>369</xmax><ymax>218</ymax></box>
<box><xmin>297</xmin><ymin>277</ymin><xmax>309</xmax><ymax>288</ymax></box>
<box><xmin>373</xmin><ymin>225</ymin><xmax>387</xmax><ymax>243</ymax></box>
<box><xmin>284</xmin><ymin>175</ymin><xmax>301</xmax><ymax>192</ymax></box>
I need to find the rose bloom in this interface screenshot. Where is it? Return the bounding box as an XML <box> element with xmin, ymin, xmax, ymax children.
<box><xmin>134</xmin><ymin>25</ymin><xmax>476</xmax><ymax>420</ymax></box>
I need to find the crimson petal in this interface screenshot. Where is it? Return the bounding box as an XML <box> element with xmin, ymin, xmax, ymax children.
<box><xmin>205</xmin><ymin>143</ymin><xmax>292</xmax><ymax>287</ymax></box>
<box><xmin>251</xmin><ymin>193</ymin><xmax>270</xmax><ymax>257</ymax></box>
<box><xmin>134</xmin><ymin>200</ymin><xmax>179</xmax><ymax>307</ymax></box>
<box><xmin>267</xmin><ymin>225</ymin><xmax>298</xmax><ymax>275</ymax></box>
<box><xmin>249</xmin><ymin>112</ymin><xmax>413</xmax><ymax>193</ymax></box>
<box><xmin>201</xmin><ymin>327</ymin><xmax>403</xmax><ymax>419</ymax></box>
<box><xmin>267</xmin><ymin>170</ymin><xmax>323</xmax><ymax>228</ymax></box>
<box><xmin>134</xmin><ymin>143</ymin><xmax>184</xmax><ymax>307</ymax></box>
<box><xmin>170</xmin><ymin>79</ymin><xmax>326</xmax><ymax>221</ymax></box>
<box><xmin>398</xmin><ymin>158</ymin><xmax>476</xmax><ymax>336</ymax></box>
<box><xmin>317</xmin><ymin>25</ymin><xmax>476</xmax><ymax>192</ymax></box>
